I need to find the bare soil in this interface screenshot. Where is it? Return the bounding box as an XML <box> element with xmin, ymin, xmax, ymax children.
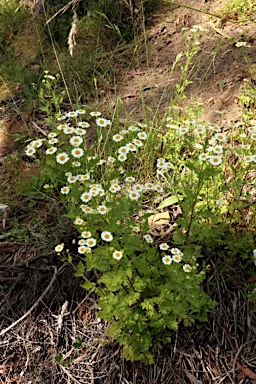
<box><xmin>1</xmin><ymin>1</ymin><xmax>256</xmax><ymax>383</ymax></box>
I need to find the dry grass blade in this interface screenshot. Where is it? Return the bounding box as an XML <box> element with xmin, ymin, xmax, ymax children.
<box><xmin>0</xmin><ymin>265</ymin><xmax>62</xmax><ymax>337</ymax></box>
<box><xmin>68</xmin><ymin>9</ymin><xmax>78</xmax><ymax>57</ymax></box>
<box><xmin>45</xmin><ymin>0</ymin><xmax>80</xmax><ymax>25</ymax></box>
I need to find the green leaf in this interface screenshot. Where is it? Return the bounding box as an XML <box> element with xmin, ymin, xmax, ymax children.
<box><xmin>77</xmin><ymin>261</ymin><xmax>85</xmax><ymax>274</ymax></box>
<box><xmin>80</xmin><ymin>281</ymin><xmax>96</xmax><ymax>291</ymax></box>
<box><xmin>73</xmin><ymin>337</ymin><xmax>82</xmax><ymax>348</ymax></box>
<box><xmin>157</xmin><ymin>195</ymin><xmax>183</xmax><ymax>210</ymax></box>
<box><xmin>55</xmin><ymin>354</ymin><xmax>63</xmax><ymax>363</ymax></box>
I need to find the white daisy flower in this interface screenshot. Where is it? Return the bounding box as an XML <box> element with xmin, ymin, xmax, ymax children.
<box><xmin>96</xmin><ymin>118</ymin><xmax>109</xmax><ymax>127</ymax></box>
<box><xmin>112</xmin><ymin>134</ymin><xmax>123</xmax><ymax>142</ymax></box>
<box><xmin>132</xmin><ymin>226</ymin><xmax>140</xmax><ymax>233</ymax></box>
<box><xmin>71</xmin><ymin>148</ymin><xmax>84</xmax><ymax>158</ymax></box>
<box><xmin>78</xmin><ymin>239</ymin><xmax>86</xmax><ymax>245</ymax></box>
<box><xmin>85</xmin><ymin>238</ymin><xmax>97</xmax><ymax>247</ymax></box>
<box><xmin>162</xmin><ymin>255</ymin><xmax>172</xmax><ymax>265</ymax></box>
<box><xmin>31</xmin><ymin>139</ymin><xmax>44</xmax><ymax>148</ymax></box>
<box><xmin>66</xmin><ymin>111</ymin><xmax>78</xmax><ymax>118</ymax></box>
<box><xmin>117</xmin><ymin>154</ymin><xmax>127</xmax><ymax>162</ymax></box>
<box><xmin>128</xmin><ymin>125</ymin><xmax>139</xmax><ymax>132</ymax></box>
<box><xmin>80</xmin><ymin>192</ymin><xmax>92</xmax><ymax>203</ymax></box>
<box><xmin>241</xmin><ymin>144</ymin><xmax>251</xmax><ymax>150</ymax></box>
<box><xmin>125</xmin><ymin>176</ymin><xmax>135</xmax><ymax>183</ymax></box>
<box><xmin>194</xmin><ymin>126</ymin><xmax>206</xmax><ymax>134</ymax></box>
<box><xmin>81</xmin><ymin>205</ymin><xmax>93</xmax><ymax>214</ymax></box>
<box><xmin>137</xmin><ymin>131</ymin><xmax>148</xmax><ymax>140</ymax></box>
<box><xmin>108</xmin><ymin>183</ymin><xmax>120</xmax><ymax>193</ymax></box>
<box><xmin>25</xmin><ymin>147</ymin><xmax>36</xmax><ymax>156</ymax></box>
<box><xmin>56</xmin><ymin>152</ymin><xmax>70</xmax><ymax>164</ymax></box>
<box><xmin>243</xmin><ymin>155</ymin><xmax>254</xmax><ymax>162</ymax></box>
<box><xmin>78</xmin><ymin>246</ymin><xmax>86</xmax><ymax>254</ymax></box>
<box><xmin>46</xmin><ymin>147</ymin><xmax>57</xmax><ymax>155</ymax></box>
<box><xmin>156</xmin><ymin>159</ymin><xmax>166</xmax><ymax>168</ymax></box>
<box><xmin>60</xmin><ymin>186</ymin><xmax>70</xmax><ymax>194</ymax></box>
<box><xmin>163</xmin><ymin>162</ymin><xmax>172</xmax><ymax>171</ymax></box>
<box><xmin>75</xmin><ymin>128</ymin><xmax>87</xmax><ymax>135</ymax></box>
<box><xmin>129</xmin><ymin>190</ymin><xmax>140</xmax><ymax>200</ymax></box>
<box><xmin>63</xmin><ymin>127</ymin><xmax>75</xmax><ymax>134</ymax></box>
<box><xmin>74</xmin><ymin>217</ymin><xmax>84</xmax><ymax>225</ymax></box>
<box><xmin>107</xmin><ymin>156</ymin><xmax>115</xmax><ymax>163</ymax></box>
<box><xmin>97</xmin><ymin>188</ymin><xmax>105</xmax><ymax>196</ymax></box>
<box><xmin>97</xmin><ymin>205</ymin><xmax>108</xmax><ymax>214</ymax></box>
<box><xmin>178</xmin><ymin>126</ymin><xmax>189</xmax><ymax>135</ymax></box>
<box><xmin>67</xmin><ymin>175</ymin><xmax>77</xmax><ymax>184</ymax></box>
<box><xmin>70</xmin><ymin>136</ymin><xmax>83</xmax><ymax>146</ymax></box>
<box><xmin>90</xmin><ymin>111</ymin><xmax>101</xmax><ymax>117</ymax></box>
<box><xmin>118</xmin><ymin>146</ymin><xmax>128</xmax><ymax>155</ymax></box>
<box><xmin>77</xmin><ymin>121</ymin><xmax>90</xmax><ymax>129</ymax></box>
<box><xmin>57</xmin><ymin>123</ymin><xmax>69</xmax><ymax>130</ymax></box>
<box><xmin>183</xmin><ymin>264</ymin><xmax>192</xmax><ymax>272</ymax></box>
<box><xmin>101</xmin><ymin>231</ymin><xmax>113</xmax><ymax>242</ymax></box>
<box><xmin>72</xmin><ymin>161</ymin><xmax>81</xmax><ymax>167</ymax></box>
<box><xmin>76</xmin><ymin>109</ymin><xmax>86</xmax><ymax>114</ymax></box>
<box><xmin>57</xmin><ymin>116</ymin><xmax>66</xmax><ymax>121</ymax></box>
<box><xmin>247</xmin><ymin>126</ymin><xmax>256</xmax><ymax>133</ymax></box>
<box><xmin>113</xmin><ymin>250</ymin><xmax>123</xmax><ymax>260</ymax></box>
<box><xmin>81</xmin><ymin>231</ymin><xmax>92</xmax><ymax>238</ymax></box>
<box><xmin>48</xmin><ymin>138</ymin><xmax>58</xmax><ymax>145</ymax></box>
<box><xmin>198</xmin><ymin>153</ymin><xmax>208</xmax><ymax>161</ymax></box>
<box><xmin>120</xmin><ymin>130</ymin><xmax>128</xmax><ymax>135</ymax></box>
<box><xmin>173</xmin><ymin>254</ymin><xmax>182</xmax><ymax>263</ymax></box>
<box><xmin>80</xmin><ymin>174</ymin><xmax>90</xmax><ymax>181</ymax></box>
<box><xmin>214</xmin><ymin>133</ymin><xmax>227</xmax><ymax>142</ymax></box>
<box><xmin>154</xmin><ymin>185</ymin><xmax>164</xmax><ymax>193</ymax></box>
<box><xmin>208</xmin><ymin>155</ymin><xmax>222</xmax><ymax>166</ymax></box>
<box><xmin>55</xmin><ymin>243</ymin><xmax>64</xmax><ymax>252</ymax></box>
<box><xmin>250</xmin><ymin>133</ymin><xmax>256</xmax><ymax>140</ymax></box>
<box><xmin>159</xmin><ymin>243</ymin><xmax>169</xmax><ymax>251</ymax></box>
<box><xmin>48</xmin><ymin>132</ymin><xmax>57</xmax><ymax>138</ymax></box>
<box><xmin>171</xmin><ymin>248</ymin><xmax>181</xmax><ymax>255</ymax></box>
<box><xmin>212</xmin><ymin>145</ymin><xmax>223</xmax><ymax>154</ymax></box>
<box><xmin>132</xmin><ymin>184</ymin><xmax>144</xmax><ymax>193</ymax></box>
<box><xmin>143</xmin><ymin>234</ymin><xmax>154</xmax><ymax>243</ymax></box>
<box><xmin>126</xmin><ymin>143</ymin><xmax>137</xmax><ymax>152</ymax></box>
<box><xmin>144</xmin><ymin>182</ymin><xmax>155</xmax><ymax>190</ymax></box>
<box><xmin>132</xmin><ymin>139</ymin><xmax>143</xmax><ymax>147</ymax></box>
<box><xmin>137</xmin><ymin>122</ymin><xmax>147</xmax><ymax>128</ymax></box>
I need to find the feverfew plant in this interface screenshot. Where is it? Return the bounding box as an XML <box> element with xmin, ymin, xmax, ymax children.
<box><xmin>25</xmin><ymin>105</ymin><xmax>216</xmax><ymax>363</ymax></box>
<box><xmin>25</xmin><ymin>71</ymin><xmax>255</xmax><ymax>363</ymax></box>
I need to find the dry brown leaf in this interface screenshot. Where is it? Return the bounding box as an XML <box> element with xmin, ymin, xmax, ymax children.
<box><xmin>247</xmin><ymin>272</ymin><xmax>256</xmax><ymax>284</ymax></box>
<box><xmin>184</xmin><ymin>369</ymin><xmax>202</xmax><ymax>384</ymax></box>
<box><xmin>148</xmin><ymin>211</ymin><xmax>170</xmax><ymax>226</ymax></box>
<box><xmin>236</xmin><ymin>361</ymin><xmax>256</xmax><ymax>379</ymax></box>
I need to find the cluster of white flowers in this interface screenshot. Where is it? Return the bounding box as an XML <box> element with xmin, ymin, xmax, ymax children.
<box><xmin>159</xmin><ymin>244</ymin><xmax>192</xmax><ymax>272</ymax></box>
<box><xmin>156</xmin><ymin>158</ymin><xmax>173</xmax><ymax>173</ymax></box>
<box><xmin>165</xmin><ymin>117</ymin><xmax>256</xmax><ymax>166</ymax></box>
